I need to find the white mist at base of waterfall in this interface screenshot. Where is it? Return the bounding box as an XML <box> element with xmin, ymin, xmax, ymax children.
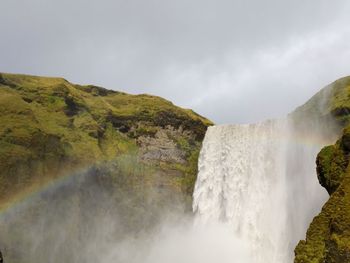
<box><xmin>102</xmin><ymin>222</ymin><xmax>251</xmax><ymax>263</ymax></box>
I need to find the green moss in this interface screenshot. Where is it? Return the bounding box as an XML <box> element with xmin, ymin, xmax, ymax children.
<box><xmin>175</xmin><ymin>137</ymin><xmax>192</xmax><ymax>156</ymax></box>
<box><xmin>327</xmin><ymin>76</ymin><xmax>350</xmax><ymax>125</ymax></box>
<box><xmin>180</xmin><ymin>147</ymin><xmax>201</xmax><ymax>194</ymax></box>
<box><xmin>317</xmin><ymin>144</ymin><xmax>347</xmax><ymax>195</ymax></box>
<box><xmin>132</xmin><ymin>125</ymin><xmax>158</xmax><ymax>138</ymax></box>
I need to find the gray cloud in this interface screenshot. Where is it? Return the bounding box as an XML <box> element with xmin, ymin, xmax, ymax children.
<box><xmin>1</xmin><ymin>0</ymin><xmax>350</xmax><ymax>123</ymax></box>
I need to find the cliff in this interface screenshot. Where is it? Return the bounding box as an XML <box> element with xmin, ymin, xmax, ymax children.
<box><xmin>294</xmin><ymin>76</ymin><xmax>350</xmax><ymax>263</ymax></box>
<box><xmin>0</xmin><ymin>73</ymin><xmax>212</xmax><ymax>253</ymax></box>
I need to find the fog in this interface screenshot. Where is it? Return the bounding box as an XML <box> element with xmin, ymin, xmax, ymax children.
<box><xmin>0</xmin><ymin>167</ymin><xmax>250</xmax><ymax>263</ymax></box>
<box><xmin>103</xmin><ymin>224</ymin><xmax>249</xmax><ymax>263</ymax></box>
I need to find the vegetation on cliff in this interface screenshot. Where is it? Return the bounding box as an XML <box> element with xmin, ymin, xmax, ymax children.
<box><xmin>295</xmin><ymin>76</ymin><xmax>350</xmax><ymax>263</ymax></box>
<box><xmin>0</xmin><ymin>72</ymin><xmax>212</xmax><ymax>210</ymax></box>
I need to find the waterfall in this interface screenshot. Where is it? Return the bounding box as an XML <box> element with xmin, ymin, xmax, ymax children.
<box><xmin>193</xmin><ymin>117</ymin><xmax>333</xmax><ymax>263</ymax></box>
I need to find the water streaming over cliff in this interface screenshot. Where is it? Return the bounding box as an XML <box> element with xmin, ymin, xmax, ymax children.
<box><xmin>193</xmin><ymin>116</ymin><xmax>335</xmax><ymax>262</ymax></box>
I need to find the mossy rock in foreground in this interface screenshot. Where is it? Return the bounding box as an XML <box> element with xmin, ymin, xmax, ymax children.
<box><xmin>316</xmin><ymin>144</ymin><xmax>348</xmax><ymax>195</ymax></box>
<box><xmin>294</xmin><ymin>170</ymin><xmax>350</xmax><ymax>263</ymax></box>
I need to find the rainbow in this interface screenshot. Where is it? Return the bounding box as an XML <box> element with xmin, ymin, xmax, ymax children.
<box><xmin>0</xmin><ymin>165</ymin><xmax>94</xmax><ymax>219</ymax></box>
<box><xmin>0</xmin><ymin>124</ymin><xmax>337</xmax><ymax>219</ymax></box>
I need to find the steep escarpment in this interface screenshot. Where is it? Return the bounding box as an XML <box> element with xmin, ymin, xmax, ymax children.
<box><xmin>0</xmin><ymin>72</ymin><xmax>212</xmax><ymax>211</ymax></box>
<box><xmin>295</xmin><ymin>77</ymin><xmax>350</xmax><ymax>263</ymax></box>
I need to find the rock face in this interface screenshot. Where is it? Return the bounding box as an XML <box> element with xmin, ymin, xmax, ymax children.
<box><xmin>294</xmin><ymin>77</ymin><xmax>350</xmax><ymax>263</ymax></box>
<box><xmin>137</xmin><ymin>126</ymin><xmax>190</xmax><ymax>164</ymax></box>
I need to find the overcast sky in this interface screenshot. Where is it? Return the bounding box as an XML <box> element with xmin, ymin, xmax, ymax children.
<box><xmin>1</xmin><ymin>0</ymin><xmax>350</xmax><ymax>124</ymax></box>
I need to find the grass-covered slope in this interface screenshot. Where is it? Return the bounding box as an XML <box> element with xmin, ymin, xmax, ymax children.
<box><xmin>0</xmin><ymin>72</ymin><xmax>212</xmax><ymax>211</ymax></box>
<box><xmin>294</xmin><ymin>76</ymin><xmax>350</xmax><ymax>263</ymax></box>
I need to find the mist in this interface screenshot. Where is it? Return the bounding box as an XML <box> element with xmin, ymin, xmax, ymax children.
<box><xmin>0</xmin><ymin>167</ymin><xmax>250</xmax><ymax>263</ymax></box>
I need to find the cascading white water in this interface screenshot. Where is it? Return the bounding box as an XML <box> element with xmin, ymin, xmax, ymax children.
<box><xmin>193</xmin><ymin>117</ymin><xmax>333</xmax><ymax>263</ymax></box>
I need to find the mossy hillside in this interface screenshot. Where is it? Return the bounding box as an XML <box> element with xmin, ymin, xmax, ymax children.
<box><xmin>290</xmin><ymin>81</ymin><xmax>342</xmax><ymax>142</ymax></box>
<box><xmin>0</xmin><ymin>72</ymin><xmax>212</xmax><ymax>210</ymax></box>
<box><xmin>328</xmin><ymin>76</ymin><xmax>350</xmax><ymax>124</ymax></box>
<box><xmin>294</xmin><ymin>76</ymin><xmax>350</xmax><ymax>263</ymax></box>
<box><xmin>316</xmin><ymin>143</ymin><xmax>348</xmax><ymax>195</ymax></box>
<box><xmin>294</xmin><ymin>166</ymin><xmax>350</xmax><ymax>263</ymax></box>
